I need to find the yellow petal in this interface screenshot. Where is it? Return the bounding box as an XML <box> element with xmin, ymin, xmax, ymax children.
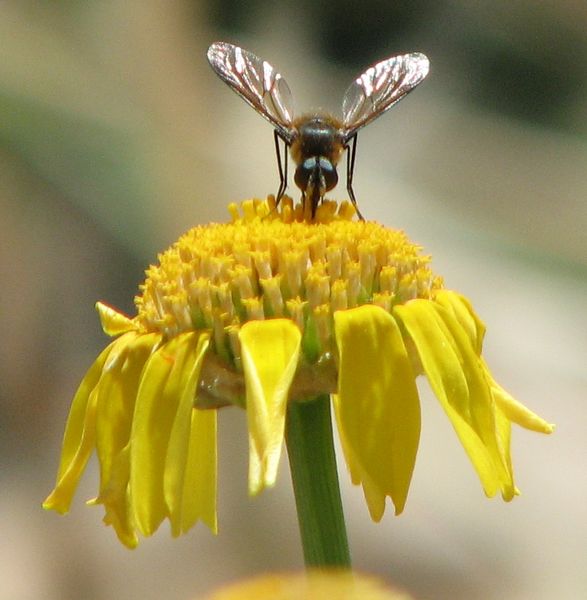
<box><xmin>95</xmin><ymin>333</ymin><xmax>160</xmax><ymax>498</ymax></box>
<box><xmin>91</xmin><ymin>332</ymin><xmax>160</xmax><ymax>546</ymax></box>
<box><xmin>43</xmin><ymin>335</ymin><xmax>130</xmax><ymax>514</ymax></box>
<box><xmin>333</xmin><ymin>305</ymin><xmax>420</xmax><ymax>520</ymax></box>
<box><xmin>432</xmin><ymin>306</ymin><xmax>517</xmax><ymax>498</ymax></box>
<box><xmin>239</xmin><ymin>319</ymin><xmax>301</xmax><ymax>496</ymax></box>
<box><xmin>434</xmin><ymin>290</ymin><xmax>485</xmax><ymax>354</ymax></box>
<box><xmin>493</xmin><ymin>405</ymin><xmax>519</xmax><ymax>500</ymax></box>
<box><xmin>93</xmin><ymin>445</ymin><xmax>138</xmax><ymax>548</ymax></box>
<box><xmin>43</xmin><ymin>389</ymin><xmax>100</xmax><ymax>514</ymax></box>
<box><xmin>162</xmin><ymin>332</ymin><xmax>218</xmax><ymax>536</ymax></box>
<box><xmin>180</xmin><ymin>408</ymin><xmax>217</xmax><ymax>534</ymax></box>
<box><xmin>131</xmin><ymin>333</ymin><xmax>203</xmax><ymax>536</ymax></box>
<box><xmin>96</xmin><ymin>302</ymin><xmax>137</xmax><ymax>336</ymax></box>
<box><xmin>487</xmin><ymin>372</ymin><xmax>554</xmax><ymax>434</ymax></box>
<box><xmin>395</xmin><ymin>300</ymin><xmax>509</xmax><ymax>498</ymax></box>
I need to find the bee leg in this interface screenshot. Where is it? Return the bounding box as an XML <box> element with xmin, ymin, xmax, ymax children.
<box><xmin>274</xmin><ymin>130</ymin><xmax>289</xmax><ymax>206</ymax></box>
<box><xmin>345</xmin><ymin>135</ymin><xmax>364</xmax><ymax>221</ymax></box>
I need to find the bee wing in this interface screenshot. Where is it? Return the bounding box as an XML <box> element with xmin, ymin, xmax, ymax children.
<box><xmin>341</xmin><ymin>53</ymin><xmax>429</xmax><ymax>141</ymax></box>
<box><xmin>207</xmin><ymin>42</ymin><xmax>295</xmax><ymax>141</ymax></box>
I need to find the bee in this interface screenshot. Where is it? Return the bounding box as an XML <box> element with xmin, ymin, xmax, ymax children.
<box><xmin>207</xmin><ymin>41</ymin><xmax>429</xmax><ymax>219</ymax></box>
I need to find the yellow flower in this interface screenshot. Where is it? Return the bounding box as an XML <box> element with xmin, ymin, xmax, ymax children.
<box><xmin>201</xmin><ymin>570</ymin><xmax>412</xmax><ymax>600</ymax></box>
<box><xmin>43</xmin><ymin>196</ymin><xmax>553</xmax><ymax>547</ymax></box>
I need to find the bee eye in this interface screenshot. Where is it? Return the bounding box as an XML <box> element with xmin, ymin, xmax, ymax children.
<box><xmin>294</xmin><ymin>158</ymin><xmax>339</xmax><ymax>193</ymax></box>
<box><xmin>294</xmin><ymin>158</ymin><xmax>316</xmax><ymax>191</ymax></box>
<box><xmin>318</xmin><ymin>158</ymin><xmax>338</xmax><ymax>192</ymax></box>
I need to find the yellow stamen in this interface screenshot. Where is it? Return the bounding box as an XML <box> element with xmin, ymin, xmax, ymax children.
<box><xmin>135</xmin><ymin>197</ymin><xmax>441</xmax><ymax>365</ymax></box>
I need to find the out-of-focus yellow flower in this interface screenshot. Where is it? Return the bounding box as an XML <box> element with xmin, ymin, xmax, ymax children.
<box><xmin>201</xmin><ymin>570</ymin><xmax>412</xmax><ymax>600</ymax></box>
<box><xmin>43</xmin><ymin>197</ymin><xmax>553</xmax><ymax>547</ymax></box>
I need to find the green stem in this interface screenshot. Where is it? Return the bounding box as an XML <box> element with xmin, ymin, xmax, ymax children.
<box><xmin>285</xmin><ymin>394</ymin><xmax>351</xmax><ymax>568</ymax></box>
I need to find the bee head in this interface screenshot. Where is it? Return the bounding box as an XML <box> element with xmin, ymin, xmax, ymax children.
<box><xmin>294</xmin><ymin>157</ymin><xmax>338</xmax><ymax>195</ymax></box>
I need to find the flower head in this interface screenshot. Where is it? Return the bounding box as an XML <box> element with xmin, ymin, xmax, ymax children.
<box><xmin>43</xmin><ymin>196</ymin><xmax>553</xmax><ymax>547</ymax></box>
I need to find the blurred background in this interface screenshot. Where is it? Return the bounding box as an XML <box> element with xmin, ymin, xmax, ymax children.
<box><xmin>1</xmin><ymin>1</ymin><xmax>585</xmax><ymax>598</ymax></box>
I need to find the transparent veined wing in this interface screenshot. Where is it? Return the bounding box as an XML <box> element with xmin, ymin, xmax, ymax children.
<box><xmin>207</xmin><ymin>42</ymin><xmax>295</xmax><ymax>141</ymax></box>
<box><xmin>341</xmin><ymin>53</ymin><xmax>429</xmax><ymax>141</ymax></box>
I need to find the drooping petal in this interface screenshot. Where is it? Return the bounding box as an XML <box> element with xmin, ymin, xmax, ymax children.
<box><xmin>180</xmin><ymin>408</ymin><xmax>217</xmax><ymax>534</ymax></box>
<box><xmin>43</xmin><ymin>335</ymin><xmax>133</xmax><ymax>514</ymax></box>
<box><xmin>487</xmin><ymin>371</ymin><xmax>554</xmax><ymax>434</ymax></box>
<box><xmin>434</xmin><ymin>290</ymin><xmax>485</xmax><ymax>354</ymax></box>
<box><xmin>163</xmin><ymin>332</ymin><xmax>218</xmax><ymax>536</ymax></box>
<box><xmin>493</xmin><ymin>404</ymin><xmax>520</xmax><ymax>499</ymax></box>
<box><xmin>94</xmin><ymin>332</ymin><xmax>161</xmax><ymax>498</ymax></box>
<box><xmin>95</xmin><ymin>445</ymin><xmax>137</xmax><ymax>548</ymax></box>
<box><xmin>395</xmin><ymin>300</ymin><xmax>512</xmax><ymax>498</ymax></box>
<box><xmin>90</xmin><ymin>332</ymin><xmax>161</xmax><ymax>547</ymax></box>
<box><xmin>333</xmin><ymin>305</ymin><xmax>420</xmax><ymax>520</ymax></box>
<box><xmin>43</xmin><ymin>390</ymin><xmax>99</xmax><ymax>514</ymax></box>
<box><xmin>239</xmin><ymin>319</ymin><xmax>301</xmax><ymax>496</ymax></box>
<box><xmin>437</xmin><ymin>292</ymin><xmax>553</xmax><ymax>428</ymax></box>
<box><xmin>131</xmin><ymin>333</ymin><xmax>205</xmax><ymax>536</ymax></box>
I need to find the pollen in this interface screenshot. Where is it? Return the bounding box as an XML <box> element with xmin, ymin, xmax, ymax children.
<box><xmin>135</xmin><ymin>197</ymin><xmax>443</xmax><ymax>362</ymax></box>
